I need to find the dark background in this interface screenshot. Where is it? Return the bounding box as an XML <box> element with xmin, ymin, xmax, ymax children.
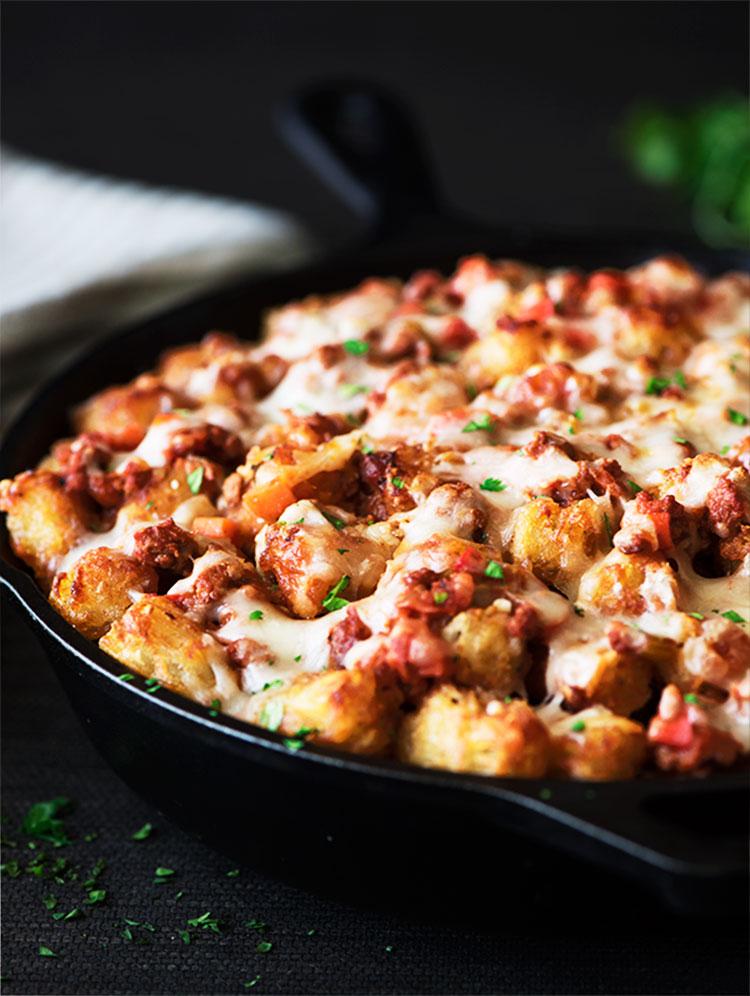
<box><xmin>2</xmin><ymin>3</ymin><xmax>749</xmax><ymax>995</ymax></box>
<box><xmin>3</xmin><ymin>1</ymin><xmax>749</xmax><ymax>247</ymax></box>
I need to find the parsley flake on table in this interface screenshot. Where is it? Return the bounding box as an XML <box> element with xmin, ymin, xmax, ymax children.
<box><xmin>177</xmin><ymin>929</ymin><xmax>191</xmax><ymax>945</ymax></box>
<box><xmin>480</xmin><ymin>477</ymin><xmax>507</xmax><ymax>492</ymax></box>
<box><xmin>322</xmin><ymin>575</ymin><xmax>350</xmax><ymax>612</ymax></box>
<box><xmin>42</xmin><ymin>894</ymin><xmax>57</xmax><ymax>910</ymax></box>
<box><xmin>155</xmin><ymin>867</ymin><xmax>174</xmax><ymax>877</ymax></box>
<box><xmin>243</xmin><ymin>977</ymin><xmax>261</xmax><ymax>988</ymax></box>
<box><xmin>485</xmin><ymin>560</ymin><xmax>504</xmax><ymax>580</ymax></box>
<box><xmin>85</xmin><ymin>888</ymin><xmax>106</xmax><ymax>904</ymax></box>
<box><xmin>248</xmin><ymin>610</ymin><xmax>264</xmax><ymax>620</ymax></box>
<box><xmin>118</xmin><ymin>673</ymin><xmax>134</xmax><ymax>681</ymax></box>
<box><xmin>462</xmin><ymin>413</ymin><xmax>493</xmax><ymax>433</ymax></box>
<box><xmin>722</xmin><ymin>609</ymin><xmax>746</xmax><ymax>623</ymax></box>
<box><xmin>21</xmin><ymin>797</ymin><xmax>71</xmax><ymax>847</ymax></box>
<box><xmin>131</xmin><ymin>822</ymin><xmax>152</xmax><ymax>841</ymax></box>
<box><xmin>256</xmin><ymin>941</ymin><xmax>272</xmax><ymax>953</ymax></box>
<box><xmin>343</xmin><ymin>339</ymin><xmax>369</xmax><ymax>355</ymax></box>
<box><xmin>186</xmin><ymin>466</ymin><xmax>204</xmax><ymax>494</ymax></box>
<box><xmin>245</xmin><ymin>919</ymin><xmax>267</xmax><ymax>932</ymax></box>
<box><xmin>227</xmin><ymin>869</ymin><xmax>240</xmax><ymax>877</ymax></box>
<box><xmin>39</xmin><ymin>946</ymin><xmax>57</xmax><ymax>957</ymax></box>
<box><xmin>187</xmin><ymin>911</ymin><xmax>226</xmax><ymax>933</ymax></box>
<box><xmin>259</xmin><ymin>699</ymin><xmax>284</xmax><ymax>732</ymax></box>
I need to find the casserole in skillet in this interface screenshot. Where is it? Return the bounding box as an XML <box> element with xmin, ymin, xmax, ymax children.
<box><xmin>2</xmin><ymin>252</ymin><xmax>748</xmax><ymax>783</ymax></box>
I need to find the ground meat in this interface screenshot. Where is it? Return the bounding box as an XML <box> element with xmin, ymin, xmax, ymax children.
<box><xmin>131</xmin><ymin>519</ymin><xmax>199</xmax><ymax>572</ymax></box>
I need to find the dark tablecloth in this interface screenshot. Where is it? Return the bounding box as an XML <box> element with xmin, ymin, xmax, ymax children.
<box><xmin>2</xmin><ymin>597</ymin><xmax>748</xmax><ymax>996</ymax></box>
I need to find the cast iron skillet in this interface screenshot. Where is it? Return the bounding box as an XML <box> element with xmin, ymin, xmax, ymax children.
<box><xmin>1</xmin><ymin>84</ymin><xmax>748</xmax><ymax>917</ymax></box>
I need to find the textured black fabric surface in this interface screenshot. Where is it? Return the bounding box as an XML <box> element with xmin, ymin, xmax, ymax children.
<box><xmin>2</xmin><ymin>597</ymin><xmax>749</xmax><ymax>996</ymax></box>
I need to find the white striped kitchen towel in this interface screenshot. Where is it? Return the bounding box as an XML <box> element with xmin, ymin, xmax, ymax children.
<box><xmin>0</xmin><ymin>148</ymin><xmax>315</xmax><ymax>421</ymax></box>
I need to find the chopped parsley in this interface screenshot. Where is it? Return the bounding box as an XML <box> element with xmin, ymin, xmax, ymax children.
<box><xmin>85</xmin><ymin>889</ymin><xmax>106</xmax><ymax>904</ymax></box>
<box><xmin>39</xmin><ymin>946</ymin><xmax>57</xmax><ymax>958</ymax></box>
<box><xmin>131</xmin><ymin>823</ymin><xmax>152</xmax><ymax>841</ymax></box>
<box><xmin>684</xmin><ymin>693</ymin><xmax>699</xmax><ymax>704</ymax></box>
<box><xmin>259</xmin><ymin>699</ymin><xmax>284</xmax><ymax>732</ymax></box>
<box><xmin>118</xmin><ymin>673</ymin><xmax>134</xmax><ymax>682</ymax></box>
<box><xmin>294</xmin><ymin>655</ymin><xmax>302</xmax><ymax>662</ymax></box>
<box><xmin>154</xmin><ymin>867</ymin><xmax>174</xmax><ymax>878</ymax></box>
<box><xmin>539</xmin><ymin>788</ymin><xmax>552</xmax><ymax>801</ymax></box>
<box><xmin>43</xmin><ymin>894</ymin><xmax>57</xmax><ymax>910</ymax></box>
<box><xmin>208</xmin><ymin>699</ymin><xmax>221</xmax><ymax>716</ymax></box>
<box><xmin>573</xmin><ymin>408</ymin><xmax>583</xmax><ymax>420</ymax></box>
<box><xmin>673</xmin><ymin>436</ymin><xmax>689</xmax><ymax>445</ymax></box>
<box><xmin>433</xmin><ymin>591</ymin><xmax>448</xmax><ymax>605</ymax></box>
<box><xmin>479</xmin><ymin>478</ymin><xmax>507</xmax><ymax>492</ymax></box>
<box><xmin>336</xmin><ymin>548</ymin><xmax>349</xmax><ymax>555</ymax></box>
<box><xmin>339</xmin><ymin>383</ymin><xmax>368</xmax><ymax>399</ymax></box>
<box><xmin>462</xmin><ymin>413</ymin><xmax>494</xmax><ymax>433</ymax></box>
<box><xmin>243</xmin><ymin>977</ymin><xmax>261</xmax><ymax>988</ymax></box>
<box><xmin>261</xmin><ymin>680</ymin><xmax>283</xmax><ymax>692</ymax></box>
<box><xmin>177</xmin><ymin>929</ymin><xmax>190</xmax><ymax>945</ymax></box>
<box><xmin>720</xmin><ymin>444</ymin><xmax>731</xmax><ymax>455</ymax></box>
<box><xmin>227</xmin><ymin>869</ymin><xmax>240</xmax><ymax>877</ymax></box>
<box><xmin>145</xmin><ymin>501</ymin><xmax>155</xmax><ymax>510</ymax></box>
<box><xmin>688</xmin><ymin>612</ymin><xmax>704</xmax><ymax>620</ymax></box>
<box><xmin>674</xmin><ymin>370</ymin><xmax>687</xmax><ymax>389</ymax></box>
<box><xmin>187</xmin><ymin>911</ymin><xmax>226</xmax><ymax>934</ymax></box>
<box><xmin>628</xmin><ymin>480</ymin><xmax>643</xmax><ymax>493</ymax></box>
<box><xmin>256</xmin><ymin>941</ymin><xmax>273</xmax><ymax>953</ymax></box>
<box><xmin>727</xmin><ymin>408</ymin><xmax>749</xmax><ymax>425</ymax></box>
<box><xmin>466</xmin><ymin>382</ymin><xmax>478</xmax><ymax>401</ymax></box>
<box><xmin>321</xmin><ymin>510</ymin><xmax>345</xmax><ymax>530</ymax></box>
<box><xmin>21</xmin><ymin>797</ymin><xmax>71</xmax><ymax>847</ymax></box>
<box><xmin>570</xmin><ymin>720</ymin><xmax>586</xmax><ymax>733</ymax></box>
<box><xmin>573</xmin><ymin>605</ymin><xmax>585</xmax><ymax>617</ymax></box>
<box><xmin>646</xmin><ymin>376</ymin><xmax>671</xmax><ymax>396</ymax></box>
<box><xmin>360</xmin><ymin>439</ymin><xmax>375</xmax><ymax>454</ymax></box>
<box><xmin>391</xmin><ymin>476</ymin><xmax>404</xmax><ymax>489</ymax></box>
<box><xmin>485</xmin><ymin>560</ymin><xmax>504</xmax><ymax>580</ymax></box>
<box><xmin>186</xmin><ymin>466</ymin><xmax>204</xmax><ymax>494</ymax></box>
<box><xmin>248</xmin><ymin>610</ymin><xmax>264</xmax><ymax>620</ymax></box>
<box><xmin>343</xmin><ymin>339</ymin><xmax>369</xmax><ymax>355</ymax></box>
<box><xmin>322</xmin><ymin>575</ymin><xmax>350</xmax><ymax>612</ymax></box>
<box><xmin>722</xmin><ymin>609</ymin><xmax>746</xmax><ymax>623</ymax></box>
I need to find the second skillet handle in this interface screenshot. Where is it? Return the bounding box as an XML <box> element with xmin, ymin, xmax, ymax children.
<box><xmin>278</xmin><ymin>82</ymin><xmax>441</xmax><ymax>240</ymax></box>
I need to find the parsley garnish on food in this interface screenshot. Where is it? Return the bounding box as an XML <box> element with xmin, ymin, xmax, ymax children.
<box><xmin>343</xmin><ymin>339</ymin><xmax>369</xmax><ymax>355</ymax></box>
<box><xmin>322</xmin><ymin>575</ymin><xmax>351</xmax><ymax>612</ymax></box>
<box><xmin>259</xmin><ymin>699</ymin><xmax>284</xmax><ymax>732</ymax></box>
<box><xmin>485</xmin><ymin>560</ymin><xmax>504</xmax><ymax>580</ymax></box>
<box><xmin>673</xmin><ymin>436</ymin><xmax>689</xmax><ymax>445</ymax></box>
<box><xmin>360</xmin><ymin>439</ymin><xmax>375</xmax><ymax>454</ymax></box>
<box><xmin>720</xmin><ymin>444</ymin><xmax>731</xmax><ymax>455</ymax></box>
<box><xmin>573</xmin><ymin>605</ymin><xmax>585</xmax><ymax>617</ymax></box>
<box><xmin>628</xmin><ymin>480</ymin><xmax>643</xmax><ymax>493</ymax></box>
<box><xmin>688</xmin><ymin>611</ymin><xmax>705</xmax><ymax>620</ymax></box>
<box><xmin>391</xmin><ymin>476</ymin><xmax>404</xmax><ymax>489</ymax></box>
<box><xmin>336</xmin><ymin>548</ymin><xmax>349</xmax><ymax>555</ymax></box>
<box><xmin>462</xmin><ymin>413</ymin><xmax>494</xmax><ymax>433</ymax></box>
<box><xmin>573</xmin><ymin>408</ymin><xmax>583</xmax><ymax>420</ymax></box>
<box><xmin>293</xmin><ymin>655</ymin><xmax>302</xmax><ymax>662</ymax></box>
<box><xmin>433</xmin><ymin>591</ymin><xmax>448</xmax><ymax>605</ymax></box>
<box><xmin>722</xmin><ymin>609</ymin><xmax>746</xmax><ymax>623</ymax></box>
<box><xmin>674</xmin><ymin>370</ymin><xmax>687</xmax><ymax>389</ymax></box>
<box><xmin>245</xmin><ymin>919</ymin><xmax>266</xmax><ymax>932</ymax></box>
<box><xmin>727</xmin><ymin>407</ymin><xmax>749</xmax><ymax>425</ymax></box>
<box><xmin>684</xmin><ymin>693</ymin><xmax>699</xmax><ymax>704</ymax></box>
<box><xmin>603</xmin><ymin>512</ymin><xmax>613</xmax><ymax>545</ymax></box>
<box><xmin>261</xmin><ymin>680</ymin><xmax>283</xmax><ymax>692</ymax></box>
<box><xmin>21</xmin><ymin>798</ymin><xmax>71</xmax><ymax>847</ymax></box>
<box><xmin>186</xmin><ymin>466</ymin><xmax>204</xmax><ymax>494</ymax></box>
<box><xmin>321</xmin><ymin>510</ymin><xmax>345</xmax><ymax>530</ymax></box>
<box><xmin>339</xmin><ymin>383</ymin><xmax>369</xmax><ymax>399</ymax></box>
<box><xmin>570</xmin><ymin>720</ymin><xmax>586</xmax><ymax>733</ymax></box>
<box><xmin>480</xmin><ymin>478</ymin><xmax>507</xmax><ymax>492</ymax></box>
<box><xmin>646</xmin><ymin>376</ymin><xmax>672</xmax><ymax>396</ymax></box>
<box><xmin>248</xmin><ymin>610</ymin><xmax>264</xmax><ymax>620</ymax></box>
<box><xmin>131</xmin><ymin>823</ymin><xmax>152</xmax><ymax>841</ymax></box>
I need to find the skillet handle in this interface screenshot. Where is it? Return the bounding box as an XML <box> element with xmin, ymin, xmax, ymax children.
<box><xmin>278</xmin><ymin>82</ymin><xmax>440</xmax><ymax>240</ymax></box>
